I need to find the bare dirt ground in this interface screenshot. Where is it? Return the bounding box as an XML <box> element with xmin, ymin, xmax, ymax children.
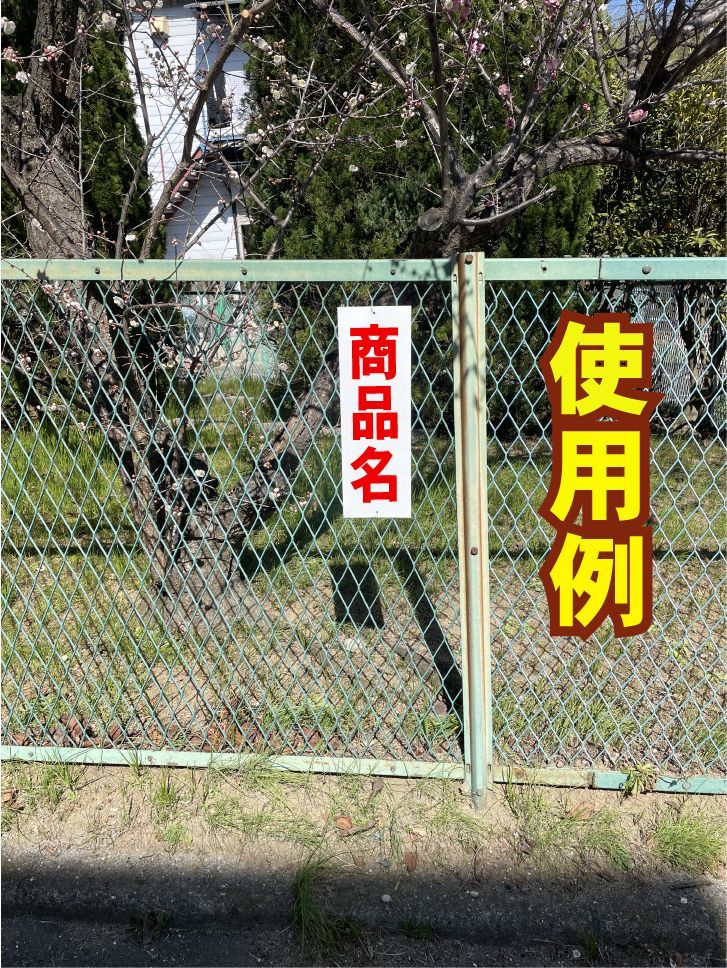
<box><xmin>2</xmin><ymin>763</ymin><xmax>725</xmax><ymax>967</ymax></box>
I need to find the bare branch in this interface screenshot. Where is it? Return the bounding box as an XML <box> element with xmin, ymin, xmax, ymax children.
<box><xmin>460</xmin><ymin>186</ymin><xmax>558</xmax><ymax>227</ymax></box>
<box><xmin>140</xmin><ymin>0</ymin><xmax>278</xmax><ymax>258</ymax></box>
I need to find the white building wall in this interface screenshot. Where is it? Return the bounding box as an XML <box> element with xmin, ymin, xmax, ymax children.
<box><xmin>127</xmin><ymin>3</ymin><xmax>249</xmax><ymax>260</ymax></box>
<box><xmin>166</xmin><ymin>174</ymin><xmax>241</xmax><ymax>260</ymax></box>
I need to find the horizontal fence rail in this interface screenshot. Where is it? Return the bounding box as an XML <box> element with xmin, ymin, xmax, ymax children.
<box><xmin>1</xmin><ymin>257</ymin><xmax>725</xmax><ymax>794</ymax></box>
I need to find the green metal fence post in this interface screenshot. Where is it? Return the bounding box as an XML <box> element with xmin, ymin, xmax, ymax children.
<box><xmin>453</xmin><ymin>252</ymin><xmax>493</xmax><ymax>810</ymax></box>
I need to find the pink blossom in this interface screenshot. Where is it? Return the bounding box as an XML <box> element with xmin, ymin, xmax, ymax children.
<box><xmin>581</xmin><ymin>102</ymin><xmax>591</xmax><ymax>112</ymax></box>
<box><xmin>1</xmin><ymin>46</ymin><xmax>19</xmax><ymax>63</ymax></box>
<box><xmin>544</xmin><ymin>57</ymin><xmax>559</xmax><ymax>79</ymax></box>
<box><xmin>40</xmin><ymin>44</ymin><xmax>61</xmax><ymax>62</ymax></box>
<box><xmin>543</xmin><ymin>0</ymin><xmax>560</xmax><ymax>8</ymax></box>
<box><xmin>467</xmin><ymin>28</ymin><xmax>484</xmax><ymax>56</ymax></box>
<box><xmin>451</xmin><ymin>0</ymin><xmax>472</xmax><ymax>23</ymax></box>
<box><xmin>497</xmin><ymin>83</ymin><xmax>511</xmax><ymax>99</ymax></box>
<box><xmin>506</xmin><ymin>115</ymin><xmax>515</xmax><ymax>131</ymax></box>
<box><xmin>628</xmin><ymin>108</ymin><xmax>648</xmax><ymax>123</ymax></box>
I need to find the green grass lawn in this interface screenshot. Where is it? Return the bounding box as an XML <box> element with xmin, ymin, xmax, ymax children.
<box><xmin>2</xmin><ymin>376</ymin><xmax>724</xmax><ymax>773</ymax></box>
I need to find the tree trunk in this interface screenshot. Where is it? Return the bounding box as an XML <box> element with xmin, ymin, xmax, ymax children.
<box><xmin>0</xmin><ymin>0</ymin><xmax>341</xmax><ymax>642</ymax></box>
<box><xmin>670</xmin><ymin>283</ymin><xmax>726</xmax><ymax>438</ymax></box>
<box><xmin>142</xmin><ymin>358</ymin><xmax>339</xmax><ymax>636</ymax></box>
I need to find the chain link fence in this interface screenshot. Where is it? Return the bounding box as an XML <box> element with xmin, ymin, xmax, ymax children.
<box><xmin>487</xmin><ymin>275</ymin><xmax>725</xmax><ymax>777</ymax></box>
<box><xmin>1</xmin><ymin>259</ymin><xmax>724</xmax><ymax>783</ymax></box>
<box><xmin>2</xmin><ymin>263</ymin><xmax>463</xmax><ymax>770</ymax></box>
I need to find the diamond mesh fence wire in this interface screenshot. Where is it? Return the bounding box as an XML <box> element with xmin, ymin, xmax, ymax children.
<box><xmin>486</xmin><ymin>277</ymin><xmax>726</xmax><ymax>777</ymax></box>
<box><xmin>1</xmin><ymin>269</ymin><xmax>463</xmax><ymax>765</ymax></box>
<box><xmin>1</xmin><ymin>262</ymin><xmax>725</xmax><ymax>779</ymax></box>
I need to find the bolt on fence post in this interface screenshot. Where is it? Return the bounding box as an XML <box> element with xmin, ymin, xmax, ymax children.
<box><xmin>453</xmin><ymin>251</ymin><xmax>493</xmax><ymax>810</ymax></box>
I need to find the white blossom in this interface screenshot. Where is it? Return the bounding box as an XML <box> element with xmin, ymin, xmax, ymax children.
<box><xmin>2</xmin><ymin>17</ymin><xmax>16</xmax><ymax>35</ymax></box>
<box><xmin>15</xmin><ymin>69</ymin><xmax>28</xmax><ymax>83</ymax></box>
<box><xmin>405</xmin><ymin>61</ymin><xmax>416</xmax><ymax>76</ymax></box>
<box><xmin>100</xmin><ymin>11</ymin><xmax>116</xmax><ymax>29</ymax></box>
<box><xmin>349</xmin><ymin>164</ymin><xmax>359</xmax><ymax>172</ymax></box>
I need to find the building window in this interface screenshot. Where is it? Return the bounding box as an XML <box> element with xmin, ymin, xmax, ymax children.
<box><xmin>207</xmin><ymin>70</ymin><xmax>230</xmax><ymax>127</ymax></box>
<box><xmin>198</xmin><ymin>7</ymin><xmax>233</xmax><ymax>129</ymax></box>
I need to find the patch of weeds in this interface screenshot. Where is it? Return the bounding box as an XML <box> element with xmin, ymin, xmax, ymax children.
<box><xmin>235</xmin><ymin>755</ymin><xmax>312</xmax><ymax>800</ymax></box>
<box><xmin>264</xmin><ymin>696</ymin><xmax>338</xmax><ymax>741</ymax></box>
<box><xmin>578</xmin><ymin>809</ymin><xmax>632</xmax><ymax>872</ymax></box>
<box><xmin>126</xmin><ymin>752</ymin><xmax>145</xmax><ymax>784</ymax></box>
<box><xmin>206</xmin><ymin>797</ymin><xmax>321</xmax><ymax>849</ymax></box>
<box><xmin>422</xmin><ymin>711</ymin><xmax>461</xmax><ymax>746</ymax></box>
<box><xmin>331</xmin><ymin>774</ymin><xmax>381</xmax><ymax>828</ymax></box>
<box><xmin>384</xmin><ymin>804</ymin><xmax>405</xmax><ymax>864</ymax></box>
<box><xmin>34</xmin><ymin>762</ymin><xmax>83</xmax><ymax>809</ymax></box>
<box><xmin>400</xmin><ymin>920</ymin><xmax>435</xmax><ymax>942</ymax></box>
<box><xmin>621</xmin><ymin>764</ymin><xmax>657</xmax><ymax>797</ymax></box>
<box><xmin>505</xmin><ymin>782</ymin><xmax>631</xmax><ymax>872</ymax></box>
<box><xmin>293</xmin><ymin>855</ymin><xmax>364</xmax><ymax>958</ymax></box>
<box><xmin>128</xmin><ymin>911</ymin><xmax>171</xmax><ymax>945</ymax></box>
<box><xmin>581</xmin><ymin>930</ymin><xmax>600</xmax><ymax>963</ymax></box>
<box><xmin>423</xmin><ymin>781</ymin><xmax>489</xmax><ymax>854</ymax></box>
<box><xmin>336</xmin><ymin>773</ymin><xmax>369</xmax><ymax>804</ymax></box>
<box><xmin>504</xmin><ymin>776</ymin><xmax>560</xmax><ymax>855</ymax></box>
<box><xmin>85</xmin><ymin>806</ymin><xmax>109</xmax><ymax>847</ymax></box>
<box><xmin>2</xmin><ymin>775</ymin><xmax>25</xmax><ymax>830</ymax></box>
<box><xmin>1</xmin><ymin>807</ymin><xmax>16</xmax><ymax>833</ymax></box>
<box><xmin>152</xmin><ymin>770</ymin><xmax>180</xmax><ymax>824</ymax></box>
<box><xmin>653</xmin><ymin>805</ymin><xmax>726</xmax><ymax>874</ymax></box>
<box><xmin>207</xmin><ymin>756</ymin><xmax>312</xmax><ymax>809</ymax></box>
<box><xmin>117</xmin><ymin>782</ymin><xmax>138</xmax><ymax>833</ymax></box>
<box><xmin>161</xmin><ymin>819</ymin><xmax>190</xmax><ymax>850</ymax></box>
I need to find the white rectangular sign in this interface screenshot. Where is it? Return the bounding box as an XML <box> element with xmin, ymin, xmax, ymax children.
<box><xmin>338</xmin><ymin>305</ymin><xmax>412</xmax><ymax>519</ymax></box>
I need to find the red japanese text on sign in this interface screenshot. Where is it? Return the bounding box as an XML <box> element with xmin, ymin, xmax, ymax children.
<box><xmin>338</xmin><ymin>307</ymin><xmax>411</xmax><ymax>518</ymax></box>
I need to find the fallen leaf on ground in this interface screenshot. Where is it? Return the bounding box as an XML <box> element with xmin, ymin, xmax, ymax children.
<box><xmin>519</xmin><ymin>836</ymin><xmax>534</xmax><ymax>856</ymax></box>
<box><xmin>339</xmin><ymin>818</ymin><xmax>379</xmax><ymax>838</ymax></box>
<box><xmin>335</xmin><ymin>815</ymin><xmax>353</xmax><ymax>831</ymax></box>
<box><xmin>587</xmin><ymin>859</ymin><xmax>615</xmax><ymax>881</ymax></box>
<box><xmin>565</xmin><ymin>802</ymin><xmax>595</xmax><ymax>820</ymax></box>
<box><xmin>404</xmin><ymin>850</ymin><xmax>417</xmax><ymax>873</ymax></box>
<box><xmin>2</xmin><ymin>788</ymin><xmax>23</xmax><ymax>811</ymax></box>
<box><xmin>352</xmin><ymin>855</ymin><xmax>365</xmax><ymax>868</ymax></box>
